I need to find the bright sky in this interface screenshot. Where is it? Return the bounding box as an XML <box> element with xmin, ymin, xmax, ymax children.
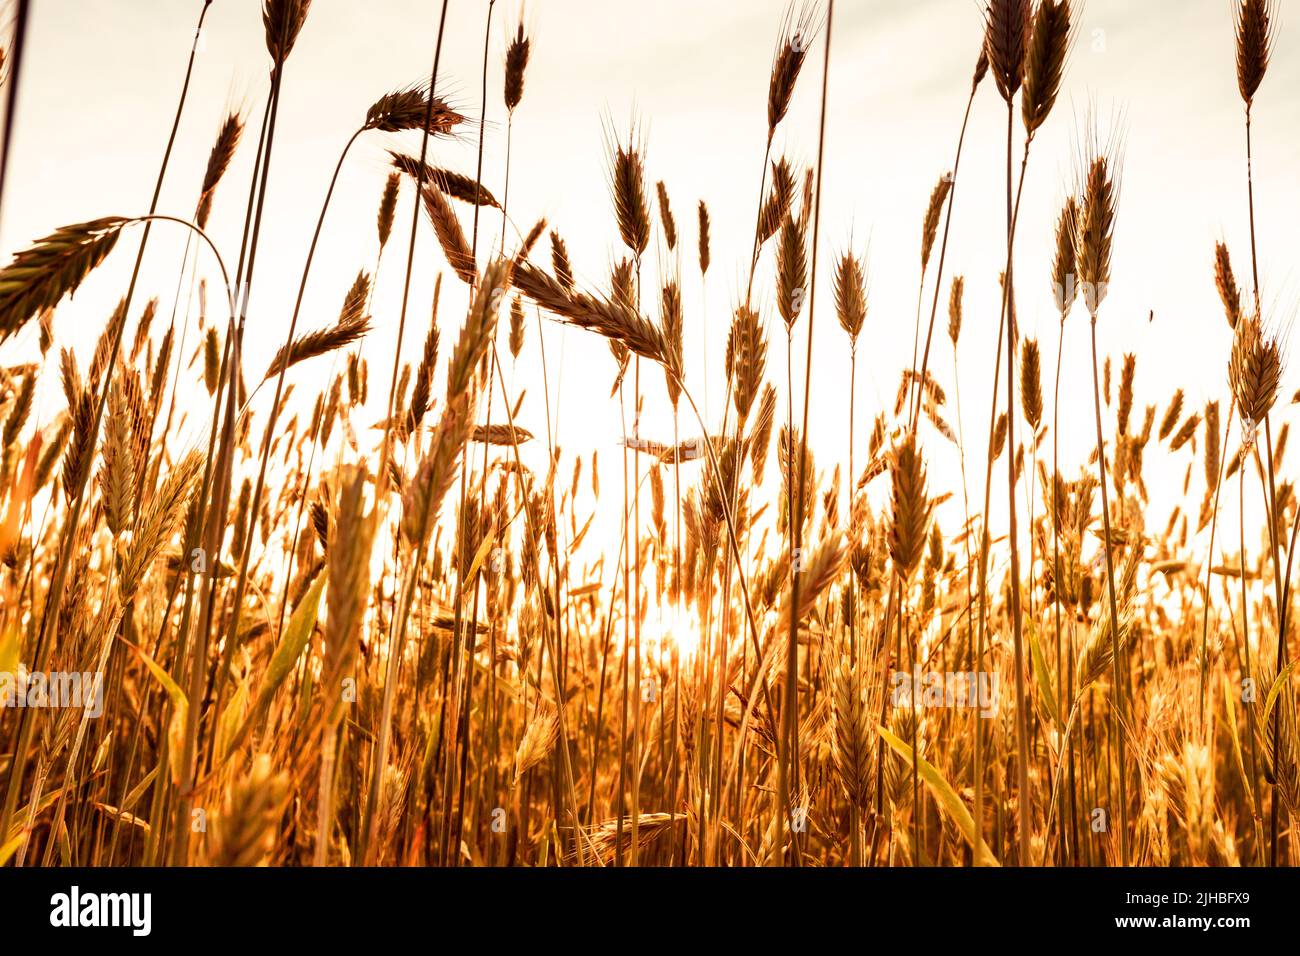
<box><xmin>3</xmin><ymin>0</ymin><xmax>1298</xmax><ymax>576</ymax></box>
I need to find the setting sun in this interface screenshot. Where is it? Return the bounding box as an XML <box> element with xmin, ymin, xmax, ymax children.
<box><xmin>0</xmin><ymin>0</ymin><xmax>1296</xmax><ymax>891</ymax></box>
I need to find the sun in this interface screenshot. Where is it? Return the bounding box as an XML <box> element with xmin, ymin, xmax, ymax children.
<box><xmin>648</xmin><ymin>601</ymin><xmax>704</xmax><ymax>661</ymax></box>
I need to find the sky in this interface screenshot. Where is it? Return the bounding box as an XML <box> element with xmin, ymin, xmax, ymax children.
<box><xmin>2</xmin><ymin>0</ymin><xmax>1298</xmax><ymax>580</ymax></box>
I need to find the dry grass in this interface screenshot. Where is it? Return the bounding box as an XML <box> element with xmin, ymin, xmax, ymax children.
<box><xmin>0</xmin><ymin>0</ymin><xmax>1295</xmax><ymax>871</ymax></box>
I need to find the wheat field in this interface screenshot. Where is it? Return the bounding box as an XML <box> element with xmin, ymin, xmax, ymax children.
<box><xmin>0</xmin><ymin>0</ymin><xmax>1296</xmax><ymax>869</ymax></box>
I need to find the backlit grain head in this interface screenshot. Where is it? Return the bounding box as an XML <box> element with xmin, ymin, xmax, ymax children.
<box><xmin>983</xmin><ymin>0</ymin><xmax>1031</xmax><ymax>104</ymax></box>
<box><xmin>196</xmin><ymin>111</ymin><xmax>245</xmax><ymax>229</ymax></box>
<box><xmin>504</xmin><ymin>18</ymin><xmax>532</xmax><ymax>113</ymax></box>
<box><xmin>768</xmin><ymin>3</ymin><xmax>820</xmax><ymax>136</ymax></box>
<box><xmin>609</xmin><ymin>126</ymin><xmax>651</xmax><ymax>258</ymax></box>
<box><xmin>262</xmin><ymin>0</ymin><xmax>312</xmax><ymax>68</ymax></box>
<box><xmin>1072</xmin><ymin>128</ymin><xmax>1121</xmax><ymax>317</ymax></box>
<box><xmin>365</xmin><ymin>86</ymin><xmax>465</xmax><ymax>136</ymax></box>
<box><xmin>887</xmin><ymin>432</ymin><xmax>932</xmax><ymax>579</ymax></box>
<box><xmin>1020</xmin><ymin>338</ymin><xmax>1043</xmax><ymax>431</ymax></box>
<box><xmin>1229</xmin><ymin>315</ymin><xmax>1283</xmax><ymax>426</ymax></box>
<box><xmin>921</xmin><ymin>173</ymin><xmax>952</xmax><ymax>271</ymax></box>
<box><xmin>1214</xmin><ymin>241</ymin><xmax>1243</xmax><ymax>330</ymax></box>
<box><xmin>834</xmin><ymin>250</ymin><xmax>867</xmax><ymax>343</ymax></box>
<box><xmin>698</xmin><ymin>200</ymin><xmax>711</xmax><ymax>275</ymax></box>
<box><xmin>727</xmin><ymin>306</ymin><xmax>767</xmax><ymax>424</ymax></box>
<box><xmin>1235</xmin><ymin>0</ymin><xmax>1277</xmax><ymax>105</ymax></box>
<box><xmin>1051</xmin><ymin>195</ymin><xmax>1079</xmax><ymax>317</ymax></box>
<box><xmin>377</xmin><ymin>172</ymin><xmax>400</xmax><ymax>250</ymax></box>
<box><xmin>1022</xmin><ymin>0</ymin><xmax>1072</xmax><ymax>136</ymax></box>
<box><xmin>948</xmin><ymin>276</ymin><xmax>964</xmax><ymax>346</ymax></box>
<box><xmin>776</xmin><ymin>213</ymin><xmax>808</xmax><ymax>331</ymax></box>
<box><xmin>656</xmin><ymin>181</ymin><xmax>677</xmax><ymax>252</ymax></box>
